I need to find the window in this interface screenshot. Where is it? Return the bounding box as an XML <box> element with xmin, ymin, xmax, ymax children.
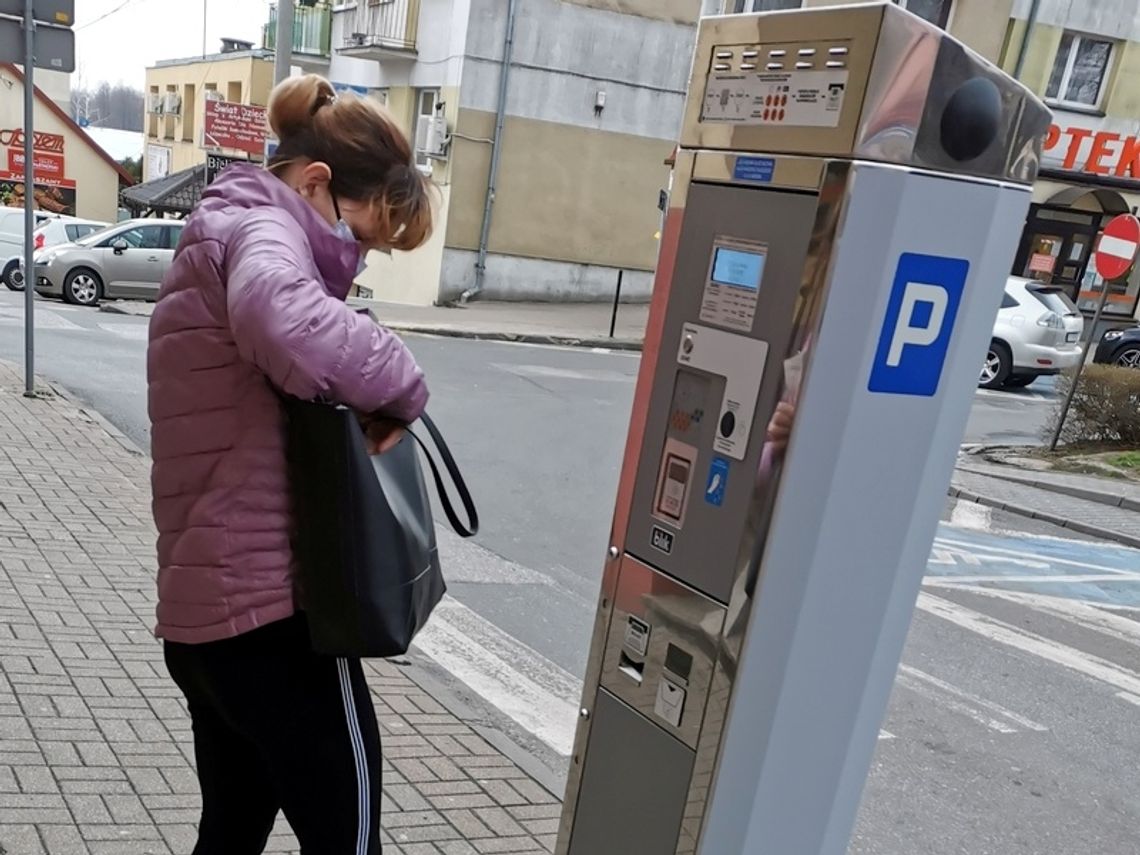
<box><xmin>65</xmin><ymin>224</ymin><xmax>100</xmax><ymax>241</ymax></box>
<box><xmin>109</xmin><ymin>226</ymin><xmax>164</xmax><ymax>249</ymax></box>
<box><xmin>163</xmin><ymin>225</ymin><xmax>184</xmax><ymax>250</ymax></box>
<box><xmin>182</xmin><ymin>84</ymin><xmax>196</xmax><ymax>143</ymax></box>
<box><xmin>893</xmin><ymin>0</ymin><xmax>952</xmax><ymax>28</ymax></box>
<box><xmin>227</xmin><ymin>81</ymin><xmax>242</xmax><ymax>103</ymax></box>
<box><xmin>414</xmin><ymin>88</ymin><xmax>440</xmax><ymax>169</ymax></box>
<box><xmin>1000</xmin><ymin>291</ymin><xmax>1019</xmax><ymax>310</ymax></box>
<box><xmin>1047</xmin><ymin>32</ymin><xmax>1114</xmax><ymax>108</ymax></box>
<box><xmin>730</xmin><ymin>0</ymin><xmax>799</xmax><ymax>12</ymax></box>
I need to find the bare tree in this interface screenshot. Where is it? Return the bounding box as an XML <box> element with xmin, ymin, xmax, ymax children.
<box><xmin>72</xmin><ymin>83</ymin><xmax>145</xmax><ymax>132</ymax></box>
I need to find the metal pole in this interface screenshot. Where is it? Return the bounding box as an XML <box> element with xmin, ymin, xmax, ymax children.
<box><xmin>1049</xmin><ymin>277</ymin><xmax>1112</xmax><ymax>451</ymax></box>
<box><xmin>466</xmin><ymin>0</ymin><xmax>518</xmax><ymax>303</ymax></box>
<box><xmin>1012</xmin><ymin>0</ymin><xmax>1041</xmax><ymax>80</ymax></box>
<box><xmin>273</xmin><ymin>0</ymin><xmax>295</xmax><ymax>85</ymax></box>
<box><xmin>609</xmin><ymin>270</ymin><xmax>623</xmax><ymax>338</ymax></box>
<box><xmin>22</xmin><ymin>0</ymin><xmax>35</xmax><ymax>397</ymax></box>
<box><xmin>202</xmin><ymin>0</ymin><xmax>208</xmax><ymax>57</ymax></box>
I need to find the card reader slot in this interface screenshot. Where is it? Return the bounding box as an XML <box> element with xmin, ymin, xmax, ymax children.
<box><xmin>619</xmin><ymin>650</ymin><xmax>645</xmax><ymax>684</ymax></box>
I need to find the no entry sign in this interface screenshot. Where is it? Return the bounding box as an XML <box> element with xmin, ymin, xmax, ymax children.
<box><xmin>1094</xmin><ymin>213</ymin><xmax>1140</xmax><ymax>281</ymax></box>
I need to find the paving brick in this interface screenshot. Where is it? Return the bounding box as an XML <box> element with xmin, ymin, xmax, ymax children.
<box><xmin>0</xmin><ymin>359</ymin><xmax>558</xmax><ymax>852</ymax></box>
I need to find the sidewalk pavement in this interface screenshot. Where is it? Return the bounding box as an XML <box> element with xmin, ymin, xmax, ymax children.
<box><xmin>101</xmin><ymin>299</ymin><xmax>650</xmax><ymax>352</ymax></box>
<box><xmin>0</xmin><ymin>360</ymin><xmax>559</xmax><ymax>854</ymax></box>
<box><xmin>950</xmin><ymin>458</ymin><xmax>1140</xmax><ymax>549</ymax></box>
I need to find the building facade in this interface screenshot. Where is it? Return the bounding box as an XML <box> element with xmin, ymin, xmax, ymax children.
<box><xmin>0</xmin><ymin>64</ymin><xmax>131</xmax><ymax>223</ymax></box>
<box><xmin>143</xmin><ymin>44</ymin><xmax>275</xmax><ymax>183</ymax></box>
<box><xmin>266</xmin><ymin>0</ymin><xmax>703</xmax><ymax>305</ymax></box>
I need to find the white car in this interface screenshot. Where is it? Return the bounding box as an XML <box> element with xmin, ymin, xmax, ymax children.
<box><xmin>2</xmin><ymin>216</ymin><xmax>108</xmax><ymax>290</ymax></box>
<box><xmin>0</xmin><ymin>206</ymin><xmax>63</xmax><ymax>290</ymax></box>
<box><xmin>980</xmin><ymin>276</ymin><xmax>1084</xmax><ymax>389</ymax></box>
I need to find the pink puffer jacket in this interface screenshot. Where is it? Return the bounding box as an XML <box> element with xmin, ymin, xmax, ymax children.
<box><xmin>148</xmin><ymin>164</ymin><xmax>428</xmax><ymax>643</ymax></box>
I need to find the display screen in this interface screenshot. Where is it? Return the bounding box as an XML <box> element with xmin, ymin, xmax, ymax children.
<box><xmin>711</xmin><ymin>246</ymin><xmax>765</xmax><ymax>290</ymax></box>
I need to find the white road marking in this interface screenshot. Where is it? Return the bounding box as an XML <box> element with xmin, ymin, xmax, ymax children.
<box><xmin>878</xmin><ymin>730</ymin><xmax>895</xmax><ymax>741</ymax></box>
<box><xmin>1115</xmin><ymin>691</ymin><xmax>1140</xmax><ymax>708</ymax></box>
<box><xmin>926</xmin><ymin>574</ymin><xmax>1140</xmax><ymax>585</ymax></box>
<box><xmin>948</xmin><ymin>501</ymin><xmax>993</xmax><ymax>532</ymax></box>
<box><xmin>95</xmin><ymin>322</ymin><xmax>149</xmax><ymax>341</ymax></box>
<box><xmin>493</xmin><ymin>363</ymin><xmax>636</xmax><ymax>383</ymax></box>
<box><xmin>934</xmin><ymin>536</ymin><xmax>1140</xmax><ymax>577</ymax></box>
<box><xmin>413</xmin><ymin>596</ymin><xmax>581</xmax><ymax>756</ymax></box>
<box><xmin>898</xmin><ymin>664</ymin><xmax>1047</xmax><ymax>732</ymax></box>
<box><xmin>896</xmin><ymin>671</ymin><xmax>1017</xmax><ymax>734</ymax></box>
<box><xmin>0</xmin><ymin>307</ymin><xmax>83</xmax><ymax>330</ymax></box>
<box><xmin>917</xmin><ymin>592</ymin><xmax>1140</xmax><ymax>697</ymax></box>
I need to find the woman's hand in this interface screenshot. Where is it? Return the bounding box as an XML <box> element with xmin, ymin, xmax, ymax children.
<box><xmin>358</xmin><ymin>414</ymin><xmax>406</xmax><ymax>455</ymax></box>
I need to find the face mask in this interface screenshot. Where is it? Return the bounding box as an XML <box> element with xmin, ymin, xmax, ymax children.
<box><xmin>332</xmin><ymin>218</ymin><xmax>367</xmax><ymax>276</ymax></box>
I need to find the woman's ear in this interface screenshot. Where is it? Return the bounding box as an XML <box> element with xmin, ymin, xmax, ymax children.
<box><xmin>298</xmin><ymin>161</ymin><xmax>333</xmax><ymax>196</ymax></box>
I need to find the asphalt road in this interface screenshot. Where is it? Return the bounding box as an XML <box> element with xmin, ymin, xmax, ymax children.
<box><xmin>2</xmin><ymin>291</ymin><xmax>1138</xmax><ymax>853</ymax></box>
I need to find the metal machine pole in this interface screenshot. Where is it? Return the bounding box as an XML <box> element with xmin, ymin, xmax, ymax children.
<box><xmin>22</xmin><ymin>0</ymin><xmax>35</xmax><ymax>396</ymax></box>
<box><xmin>273</xmin><ymin>0</ymin><xmax>295</xmax><ymax>85</ymax></box>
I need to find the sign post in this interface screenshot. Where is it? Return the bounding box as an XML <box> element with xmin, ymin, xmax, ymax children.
<box><xmin>0</xmin><ymin>0</ymin><xmax>75</xmax><ymax>395</ymax></box>
<box><xmin>1049</xmin><ymin>212</ymin><xmax>1140</xmax><ymax>451</ymax></box>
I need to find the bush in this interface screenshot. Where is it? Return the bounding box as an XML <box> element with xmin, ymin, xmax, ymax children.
<box><xmin>1050</xmin><ymin>364</ymin><xmax>1140</xmax><ymax>446</ymax></box>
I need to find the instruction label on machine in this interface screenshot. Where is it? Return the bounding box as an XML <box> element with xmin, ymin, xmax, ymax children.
<box><xmin>702</xmin><ymin>70</ymin><xmax>848</xmax><ymax>128</ymax></box>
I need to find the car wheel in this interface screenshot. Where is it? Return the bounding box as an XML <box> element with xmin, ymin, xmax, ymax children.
<box><xmin>1114</xmin><ymin>346</ymin><xmax>1140</xmax><ymax>369</ymax></box>
<box><xmin>63</xmin><ymin>268</ymin><xmax>102</xmax><ymax>306</ymax></box>
<box><xmin>2</xmin><ymin>259</ymin><xmax>20</xmax><ymax>292</ymax></box>
<box><xmin>979</xmin><ymin>341</ymin><xmax>1011</xmax><ymax>390</ymax></box>
<box><xmin>1003</xmin><ymin>375</ymin><xmax>1036</xmax><ymax>389</ymax></box>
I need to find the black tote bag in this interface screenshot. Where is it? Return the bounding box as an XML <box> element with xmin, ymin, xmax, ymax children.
<box><xmin>283</xmin><ymin>399</ymin><xmax>478</xmax><ymax>658</ymax></box>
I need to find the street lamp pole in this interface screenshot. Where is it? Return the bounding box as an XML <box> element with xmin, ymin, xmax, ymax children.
<box><xmin>274</xmin><ymin>0</ymin><xmax>294</xmax><ymax>85</ymax></box>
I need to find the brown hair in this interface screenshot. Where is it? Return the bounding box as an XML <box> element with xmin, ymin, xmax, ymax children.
<box><xmin>267</xmin><ymin>74</ymin><xmax>434</xmax><ymax>252</ymax></box>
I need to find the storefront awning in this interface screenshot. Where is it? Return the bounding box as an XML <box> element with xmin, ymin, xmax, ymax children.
<box><xmin>120</xmin><ymin>164</ymin><xmax>205</xmax><ymax>218</ymax></box>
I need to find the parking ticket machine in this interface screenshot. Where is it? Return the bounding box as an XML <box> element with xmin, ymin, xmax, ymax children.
<box><xmin>556</xmin><ymin>4</ymin><xmax>1051</xmax><ymax>854</ymax></box>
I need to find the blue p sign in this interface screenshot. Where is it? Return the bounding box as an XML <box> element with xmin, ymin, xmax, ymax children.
<box><xmin>868</xmin><ymin>253</ymin><xmax>970</xmax><ymax>397</ymax></box>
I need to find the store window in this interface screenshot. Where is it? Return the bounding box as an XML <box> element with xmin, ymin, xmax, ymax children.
<box><xmin>1046</xmin><ymin>32</ymin><xmax>1114</xmax><ymax>109</ymax></box>
<box><xmin>892</xmin><ymin>0</ymin><xmax>952</xmax><ymax>28</ymax></box>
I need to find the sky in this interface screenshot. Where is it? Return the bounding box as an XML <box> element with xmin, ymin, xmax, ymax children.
<box><xmin>74</xmin><ymin>0</ymin><xmax>271</xmax><ymax>89</ymax></box>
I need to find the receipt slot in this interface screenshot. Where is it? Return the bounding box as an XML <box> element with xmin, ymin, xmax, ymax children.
<box><xmin>556</xmin><ymin>5</ymin><xmax>1050</xmax><ymax>855</ymax></box>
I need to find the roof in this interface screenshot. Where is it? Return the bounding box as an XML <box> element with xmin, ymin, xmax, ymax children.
<box><xmin>82</xmin><ymin>128</ymin><xmax>144</xmax><ymax>163</ymax></box>
<box><xmin>152</xmin><ymin>48</ymin><xmax>273</xmax><ymax>70</ymax></box>
<box><xmin>0</xmin><ymin>64</ymin><xmax>136</xmax><ymax>186</ymax></box>
<box><xmin>120</xmin><ymin>164</ymin><xmax>205</xmax><ymax>216</ymax></box>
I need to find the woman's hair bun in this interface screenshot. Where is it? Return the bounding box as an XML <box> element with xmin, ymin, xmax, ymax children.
<box><xmin>268</xmin><ymin>74</ymin><xmax>337</xmax><ymax>142</ymax></box>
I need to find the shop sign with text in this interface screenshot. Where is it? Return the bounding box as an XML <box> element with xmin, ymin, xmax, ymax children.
<box><xmin>1043</xmin><ymin>114</ymin><xmax>1140</xmax><ymax>180</ymax></box>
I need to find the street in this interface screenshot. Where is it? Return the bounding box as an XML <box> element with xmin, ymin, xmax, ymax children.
<box><xmin>2</xmin><ymin>291</ymin><xmax>1139</xmax><ymax>853</ymax></box>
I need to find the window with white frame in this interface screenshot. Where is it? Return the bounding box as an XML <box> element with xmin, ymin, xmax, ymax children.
<box><xmin>1047</xmin><ymin>32</ymin><xmax>1114</xmax><ymax>109</ymax></box>
<box><xmin>414</xmin><ymin>88</ymin><xmax>440</xmax><ymax>169</ymax></box>
<box><xmin>893</xmin><ymin>0</ymin><xmax>952</xmax><ymax>28</ymax></box>
<box><xmin>729</xmin><ymin>0</ymin><xmax>799</xmax><ymax>12</ymax></box>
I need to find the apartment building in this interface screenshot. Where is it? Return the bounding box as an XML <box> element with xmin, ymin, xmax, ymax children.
<box><xmin>265</xmin><ymin>0</ymin><xmax>703</xmax><ymax>305</ymax></box>
<box><xmin>142</xmin><ymin>41</ymin><xmax>274</xmax><ymax>183</ymax></box>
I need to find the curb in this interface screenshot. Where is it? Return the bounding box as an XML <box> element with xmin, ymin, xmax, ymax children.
<box><xmin>956</xmin><ymin>464</ymin><xmax>1140</xmax><ymax>514</ymax></box>
<box><xmin>947</xmin><ymin>485</ymin><xmax>1140</xmax><ymax>550</ymax></box>
<box><xmin>44</xmin><ymin>379</ymin><xmax>148</xmax><ymax>458</ymax></box>
<box><xmin>97</xmin><ymin>303</ymin><xmax>151</xmax><ymax>317</ymax></box>
<box><xmin>385</xmin><ymin>323</ymin><xmax>643</xmax><ymax>352</ymax></box>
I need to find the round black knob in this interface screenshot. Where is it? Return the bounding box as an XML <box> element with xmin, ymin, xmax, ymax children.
<box><xmin>720</xmin><ymin>410</ymin><xmax>736</xmax><ymax>438</ymax></box>
<box><xmin>940</xmin><ymin>77</ymin><xmax>1002</xmax><ymax>162</ymax></box>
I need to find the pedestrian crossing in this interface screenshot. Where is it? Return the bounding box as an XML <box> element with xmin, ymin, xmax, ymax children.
<box><xmin>0</xmin><ymin>304</ymin><xmax>149</xmax><ymax>340</ymax></box>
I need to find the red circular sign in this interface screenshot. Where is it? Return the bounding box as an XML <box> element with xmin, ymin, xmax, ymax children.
<box><xmin>1094</xmin><ymin>213</ymin><xmax>1140</xmax><ymax>281</ymax></box>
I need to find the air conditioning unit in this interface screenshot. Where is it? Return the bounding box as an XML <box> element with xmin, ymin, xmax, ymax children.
<box><xmin>147</xmin><ymin>93</ymin><xmax>165</xmax><ymax>115</ymax></box>
<box><xmin>350</xmin><ymin>32</ymin><xmax>368</xmax><ymax>47</ymax></box>
<box><xmin>204</xmin><ymin>89</ymin><xmax>224</xmax><ymax>102</ymax></box>
<box><xmin>163</xmin><ymin>92</ymin><xmax>182</xmax><ymax>115</ymax></box>
<box><xmin>415</xmin><ymin>114</ymin><xmax>448</xmax><ymax>160</ymax></box>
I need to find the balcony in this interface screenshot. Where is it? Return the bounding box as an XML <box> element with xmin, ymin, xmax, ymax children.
<box><xmin>338</xmin><ymin>0</ymin><xmax>419</xmax><ymax>62</ymax></box>
<box><xmin>264</xmin><ymin>2</ymin><xmax>332</xmax><ymax>69</ymax></box>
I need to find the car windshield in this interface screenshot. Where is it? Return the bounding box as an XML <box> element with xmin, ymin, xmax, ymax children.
<box><xmin>1028</xmin><ymin>285</ymin><xmax>1079</xmax><ymax>316</ymax></box>
<box><xmin>76</xmin><ymin>225</ymin><xmax>122</xmax><ymax>247</ymax></box>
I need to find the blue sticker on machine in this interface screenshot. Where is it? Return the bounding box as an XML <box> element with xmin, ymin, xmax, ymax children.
<box><xmin>705</xmin><ymin>457</ymin><xmax>729</xmax><ymax>507</ymax></box>
<box><xmin>733</xmin><ymin>157</ymin><xmax>775</xmax><ymax>183</ymax></box>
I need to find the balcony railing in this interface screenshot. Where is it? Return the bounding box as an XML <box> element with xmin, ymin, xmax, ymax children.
<box><xmin>340</xmin><ymin>0</ymin><xmax>420</xmax><ymax>59</ymax></box>
<box><xmin>264</xmin><ymin>2</ymin><xmax>332</xmax><ymax>59</ymax></box>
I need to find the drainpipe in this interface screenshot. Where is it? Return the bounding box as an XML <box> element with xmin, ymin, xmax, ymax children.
<box><xmin>464</xmin><ymin>0</ymin><xmax>519</xmax><ymax>303</ymax></box>
<box><xmin>1012</xmin><ymin>0</ymin><xmax>1041</xmax><ymax>82</ymax></box>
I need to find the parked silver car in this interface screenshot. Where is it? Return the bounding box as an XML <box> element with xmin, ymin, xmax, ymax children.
<box><xmin>980</xmin><ymin>276</ymin><xmax>1084</xmax><ymax>390</ymax></box>
<box><xmin>34</xmin><ymin>218</ymin><xmax>184</xmax><ymax>306</ymax></box>
<box><xmin>0</xmin><ymin>206</ymin><xmax>61</xmax><ymax>289</ymax></box>
<box><xmin>2</xmin><ymin>216</ymin><xmax>108</xmax><ymax>290</ymax></box>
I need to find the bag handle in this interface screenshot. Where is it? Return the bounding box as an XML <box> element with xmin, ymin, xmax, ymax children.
<box><xmin>406</xmin><ymin>413</ymin><xmax>479</xmax><ymax>538</ymax></box>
